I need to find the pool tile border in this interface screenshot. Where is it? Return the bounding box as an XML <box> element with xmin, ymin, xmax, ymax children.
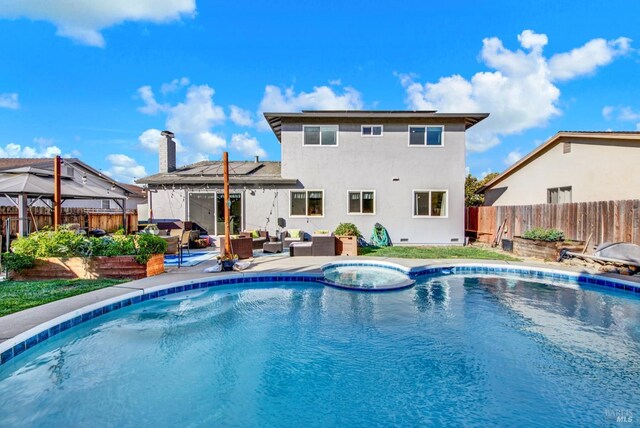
<box><xmin>1</xmin><ymin>264</ymin><xmax>639</xmax><ymax>367</ymax></box>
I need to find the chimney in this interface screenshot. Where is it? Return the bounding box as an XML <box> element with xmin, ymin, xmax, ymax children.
<box><xmin>254</xmin><ymin>155</ymin><xmax>259</xmax><ymax>163</ymax></box>
<box><xmin>159</xmin><ymin>130</ymin><xmax>176</xmax><ymax>173</ymax></box>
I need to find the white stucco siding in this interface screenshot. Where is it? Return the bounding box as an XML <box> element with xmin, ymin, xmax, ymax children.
<box><xmin>485</xmin><ymin>139</ymin><xmax>640</xmax><ymax>206</ymax></box>
<box><xmin>280</xmin><ymin>121</ymin><xmax>467</xmax><ymax>245</ymax></box>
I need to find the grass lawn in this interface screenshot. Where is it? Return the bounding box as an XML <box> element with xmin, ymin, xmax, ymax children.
<box><xmin>358</xmin><ymin>245</ymin><xmax>520</xmax><ymax>261</ymax></box>
<box><xmin>0</xmin><ymin>279</ymin><xmax>127</xmax><ymax>317</ymax></box>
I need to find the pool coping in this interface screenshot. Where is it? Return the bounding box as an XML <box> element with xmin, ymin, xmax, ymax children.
<box><xmin>1</xmin><ymin>259</ymin><xmax>640</xmax><ymax>367</ymax></box>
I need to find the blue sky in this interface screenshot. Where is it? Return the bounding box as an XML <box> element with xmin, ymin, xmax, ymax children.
<box><xmin>0</xmin><ymin>0</ymin><xmax>638</xmax><ymax>183</ymax></box>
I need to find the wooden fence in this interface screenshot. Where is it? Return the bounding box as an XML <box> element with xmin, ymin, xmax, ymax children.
<box><xmin>0</xmin><ymin>206</ymin><xmax>138</xmax><ymax>235</ymax></box>
<box><xmin>466</xmin><ymin>199</ymin><xmax>640</xmax><ymax>246</ymax></box>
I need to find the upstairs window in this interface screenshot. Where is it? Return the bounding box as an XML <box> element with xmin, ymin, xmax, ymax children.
<box><xmin>548</xmin><ymin>186</ymin><xmax>572</xmax><ymax>204</ymax></box>
<box><xmin>304</xmin><ymin>125</ymin><xmax>338</xmax><ymax>146</ymax></box>
<box><xmin>413</xmin><ymin>190</ymin><xmax>447</xmax><ymax>217</ymax></box>
<box><xmin>409</xmin><ymin>126</ymin><xmax>443</xmax><ymax>147</ymax></box>
<box><xmin>348</xmin><ymin>191</ymin><xmax>375</xmax><ymax>214</ymax></box>
<box><xmin>361</xmin><ymin>125</ymin><xmax>383</xmax><ymax>137</ymax></box>
<box><xmin>290</xmin><ymin>190</ymin><xmax>324</xmax><ymax>217</ymax></box>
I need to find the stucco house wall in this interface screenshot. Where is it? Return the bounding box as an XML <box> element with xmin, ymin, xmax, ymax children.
<box><xmin>280</xmin><ymin>120</ymin><xmax>468</xmax><ymax>245</ymax></box>
<box><xmin>484</xmin><ymin>137</ymin><xmax>640</xmax><ymax>206</ymax></box>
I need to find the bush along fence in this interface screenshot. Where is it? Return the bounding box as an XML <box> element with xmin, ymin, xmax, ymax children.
<box><xmin>2</xmin><ymin>229</ymin><xmax>167</xmax><ymax>280</ymax></box>
<box><xmin>0</xmin><ymin>206</ymin><xmax>138</xmax><ymax>236</ymax></box>
<box><xmin>466</xmin><ymin>199</ymin><xmax>640</xmax><ymax>246</ymax></box>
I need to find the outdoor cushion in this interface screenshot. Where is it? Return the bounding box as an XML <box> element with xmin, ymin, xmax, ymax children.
<box><xmin>314</xmin><ymin>230</ymin><xmax>329</xmax><ymax>235</ymax></box>
<box><xmin>289</xmin><ymin>229</ymin><xmax>301</xmax><ymax>238</ymax></box>
<box><xmin>251</xmin><ymin>230</ymin><xmax>260</xmax><ymax>238</ymax></box>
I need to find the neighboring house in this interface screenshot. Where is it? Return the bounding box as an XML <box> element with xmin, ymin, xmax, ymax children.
<box><xmin>479</xmin><ymin>132</ymin><xmax>640</xmax><ymax>206</ymax></box>
<box><xmin>0</xmin><ymin>158</ymin><xmax>146</xmax><ymax>211</ymax></box>
<box><xmin>138</xmin><ymin>111</ymin><xmax>488</xmax><ymax>245</ymax></box>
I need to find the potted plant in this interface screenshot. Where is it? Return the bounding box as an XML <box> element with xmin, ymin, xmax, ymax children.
<box><xmin>334</xmin><ymin>223</ymin><xmax>361</xmax><ymax>256</ymax></box>
<box><xmin>217</xmin><ymin>253</ymin><xmax>238</xmax><ymax>271</ymax></box>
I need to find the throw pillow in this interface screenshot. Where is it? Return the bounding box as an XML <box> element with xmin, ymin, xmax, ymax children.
<box><xmin>289</xmin><ymin>229</ymin><xmax>301</xmax><ymax>239</ymax></box>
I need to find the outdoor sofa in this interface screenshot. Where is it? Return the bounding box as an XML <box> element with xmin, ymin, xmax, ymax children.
<box><xmin>239</xmin><ymin>230</ymin><xmax>269</xmax><ymax>250</ymax></box>
<box><xmin>290</xmin><ymin>235</ymin><xmax>336</xmax><ymax>256</ymax></box>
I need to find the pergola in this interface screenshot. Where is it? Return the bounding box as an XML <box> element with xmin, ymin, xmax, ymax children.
<box><xmin>0</xmin><ymin>166</ymin><xmax>127</xmax><ymax>239</ymax></box>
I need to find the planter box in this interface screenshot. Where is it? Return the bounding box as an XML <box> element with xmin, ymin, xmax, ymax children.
<box><xmin>336</xmin><ymin>235</ymin><xmax>358</xmax><ymax>256</ymax></box>
<box><xmin>512</xmin><ymin>237</ymin><xmax>585</xmax><ymax>260</ymax></box>
<box><xmin>11</xmin><ymin>254</ymin><xmax>165</xmax><ymax>281</ymax></box>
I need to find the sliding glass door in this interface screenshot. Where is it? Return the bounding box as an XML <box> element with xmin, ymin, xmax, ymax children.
<box><xmin>216</xmin><ymin>193</ymin><xmax>242</xmax><ymax>235</ymax></box>
<box><xmin>188</xmin><ymin>193</ymin><xmax>216</xmax><ymax>235</ymax></box>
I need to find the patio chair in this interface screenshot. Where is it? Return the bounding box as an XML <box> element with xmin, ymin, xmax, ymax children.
<box><xmin>219</xmin><ymin>236</ymin><xmax>253</xmax><ymax>259</ymax></box>
<box><xmin>239</xmin><ymin>230</ymin><xmax>269</xmax><ymax>250</ymax></box>
<box><xmin>283</xmin><ymin>229</ymin><xmax>305</xmax><ymax>248</ymax></box>
<box><xmin>179</xmin><ymin>229</ymin><xmax>191</xmax><ymax>256</ymax></box>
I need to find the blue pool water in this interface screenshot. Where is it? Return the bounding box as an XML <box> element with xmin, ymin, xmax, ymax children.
<box><xmin>0</xmin><ymin>275</ymin><xmax>639</xmax><ymax>427</ymax></box>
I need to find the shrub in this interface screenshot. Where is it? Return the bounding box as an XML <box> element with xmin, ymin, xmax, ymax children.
<box><xmin>522</xmin><ymin>228</ymin><xmax>565</xmax><ymax>242</ymax></box>
<box><xmin>8</xmin><ymin>230</ymin><xmax>168</xmax><ymax>267</ymax></box>
<box><xmin>334</xmin><ymin>223</ymin><xmax>361</xmax><ymax>237</ymax></box>
<box><xmin>1</xmin><ymin>252</ymin><xmax>35</xmax><ymax>272</ymax></box>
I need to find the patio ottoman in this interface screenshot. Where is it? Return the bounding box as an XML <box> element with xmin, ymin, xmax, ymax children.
<box><xmin>263</xmin><ymin>241</ymin><xmax>284</xmax><ymax>254</ymax></box>
<box><xmin>290</xmin><ymin>242</ymin><xmax>312</xmax><ymax>256</ymax></box>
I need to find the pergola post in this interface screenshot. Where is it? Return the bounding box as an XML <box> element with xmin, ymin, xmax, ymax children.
<box><xmin>53</xmin><ymin>155</ymin><xmax>62</xmax><ymax>230</ymax></box>
<box><xmin>18</xmin><ymin>193</ymin><xmax>28</xmax><ymax>237</ymax></box>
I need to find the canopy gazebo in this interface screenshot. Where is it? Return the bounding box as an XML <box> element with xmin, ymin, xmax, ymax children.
<box><xmin>0</xmin><ymin>165</ymin><xmax>128</xmax><ymax>243</ymax></box>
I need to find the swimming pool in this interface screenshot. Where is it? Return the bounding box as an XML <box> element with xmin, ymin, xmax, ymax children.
<box><xmin>0</xmin><ymin>268</ymin><xmax>638</xmax><ymax>426</ymax></box>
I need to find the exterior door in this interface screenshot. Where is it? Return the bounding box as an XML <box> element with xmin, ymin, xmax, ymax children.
<box><xmin>188</xmin><ymin>193</ymin><xmax>216</xmax><ymax>235</ymax></box>
<box><xmin>216</xmin><ymin>193</ymin><xmax>242</xmax><ymax>235</ymax></box>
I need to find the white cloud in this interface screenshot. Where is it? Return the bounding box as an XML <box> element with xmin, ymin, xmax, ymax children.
<box><xmin>329</xmin><ymin>79</ymin><xmax>342</xmax><ymax>86</ymax></box>
<box><xmin>33</xmin><ymin>136</ymin><xmax>54</xmax><ymax>146</ymax></box>
<box><xmin>138</xmin><ymin>128</ymin><xmax>186</xmax><ymax>153</ymax></box>
<box><xmin>601</xmin><ymin>105</ymin><xmax>640</xmax><ymax>129</ymax></box>
<box><xmin>0</xmin><ymin>142</ymin><xmax>61</xmax><ymax>158</ymax></box>
<box><xmin>618</xmin><ymin>106</ymin><xmax>640</xmax><ymax>121</ymax></box>
<box><xmin>0</xmin><ymin>93</ymin><xmax>19</xmax><ymax>109</ymax></box>
<box><xmin>549</xmin><ymin>37</ymin><xmax>631</xmax><ymax>81</ymax></box>
<box><xmin>229</xmin><ymin>105</ymin><xmax>254</xmax><ymax>127</ymax></box>
<box><xmin>257</xmin><ymin>84</ymin><xmax>363</xmax><ymax>129</ymax></box>
<box><xmin>0</xmin><ymin>0</ymin><xmax>196</xmax><ymax>47</ymax></box>
<box><xmin>259</xmin><ymin>84</ymin><xmax>363</xmax><ymax>112</ymax></box>
<box><xmin>161</xmin><ymin>77</ymin><xmax>190</xmax><ymax>94</ymax></box>
<box><xmin>230</xmin><ymin>133</ymin><xmax>267</xmax><ymax>159</ymax></box>
<box><xmin>137</xmin><ymin>86</ymin><xmax>167</xmax><ymax>115</ymax></box>
<box><xmin>504</xmin><ymin>150</ymin><xmax>523</xmax><ymax>166</ymax></box>
<box><xmin>105</xmin><ymin>154</ymin><xmax>147</xmax><ymax>183</ymax></box>
<box><xmin>138</xmin><ymin>82</ymin><xmax>228</xmax><ymax>164</ymax></box>
<box><xmin>602</xmin><ymin>105</ymin><xmax>614</xmax><ymax>120</ymax></box>
<box><xmin>479</xmin><ymin>168</ymin><xmax>493</xmax><ymax>179</ymax></box>
<box><xmin>399</xmin><ymin>30</ymin><xmax>632</xmax><ymax>152</ymax></box>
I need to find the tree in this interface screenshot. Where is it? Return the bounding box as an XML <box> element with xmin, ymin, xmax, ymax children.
<box><xmin>465</xmin><ymin>172</ymin><xmax>500</xmax><ymax>206</ymax></box>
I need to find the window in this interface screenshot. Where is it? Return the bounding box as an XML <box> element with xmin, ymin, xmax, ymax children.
<box><xmin>101</xmin><ymin>200</ymin><xmax>111</xmax><ymax>210</ymax></box>
<box><xmin>290</xmin><ymin>190</ymin><xmax>324</xmax><ymax>217</ymax></box>
<box><xmin>303</xmin><ymin>125</ymin><xmax>338</xmax><ymax>146</ymax></box>
<box><xmin>348</xmin><ymin>191</ymin><xmax>375</xmax><ymax>214</ymax></box>
<box><xmin>413</xmin><ymin>190</ymin><xmax>447</xmax><ymax>217</ymax></box>
<box><xmin>408</xmin><ymin>126</ymin><xmax>443</xmax><ymax>146</ymax></box>
<box><xmin>361</xmin><ymin>125</ymin><xmax>383</xmax><ymax>137</ymax></box>
<box><xmin>547</xmin><ymin>186</ymin><xmax>572</xmax><ymax>204</ymax></box>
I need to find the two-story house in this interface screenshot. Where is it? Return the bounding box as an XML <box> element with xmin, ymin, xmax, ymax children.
<box><xmin>137</xmin><ymin>111</ymin><xmax>488</xmax><ymax>245</ymax></box>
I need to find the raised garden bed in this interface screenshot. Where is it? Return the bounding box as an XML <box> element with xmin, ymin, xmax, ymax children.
<box><xmin>10</xmin><ymin>254</ymin><xmax>165</xmax><ymax>281</ymax></box>
<box><xmin>512</xmin><ymin>236</ymin><xmax>585</xmax><ymax>260</ymax></box>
